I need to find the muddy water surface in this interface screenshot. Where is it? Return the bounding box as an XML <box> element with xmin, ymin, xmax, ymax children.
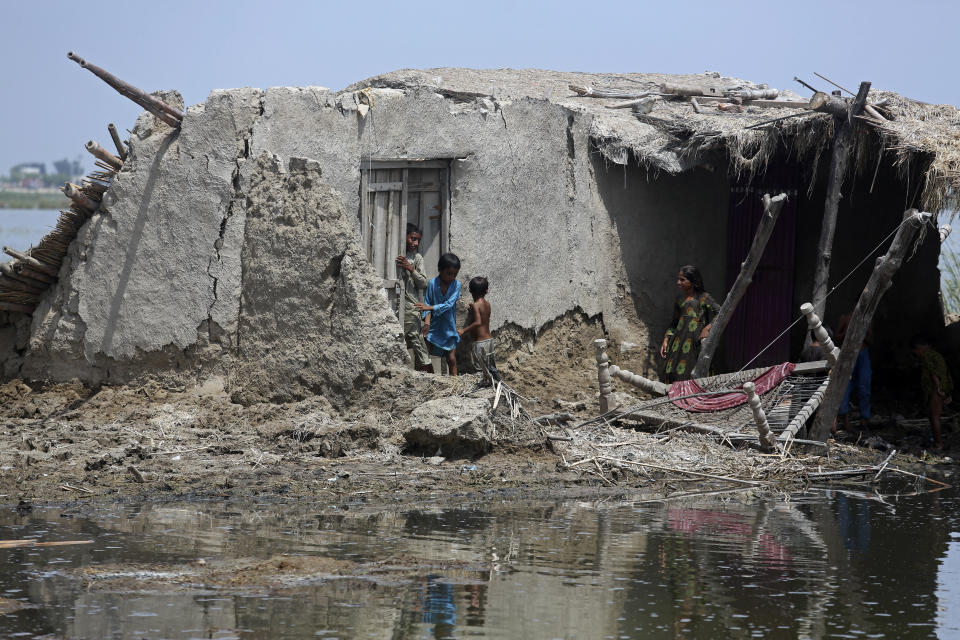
<box><xmin>2</xmin><ymin>478</ymin><xmax>960</xmax><ymax>639</ymax></box>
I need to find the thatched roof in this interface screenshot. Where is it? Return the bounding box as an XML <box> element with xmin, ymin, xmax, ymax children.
<box><xmin>356</xmin><ymin>68</ymin><xmax>960</xmax><ymax>212</ymax></box>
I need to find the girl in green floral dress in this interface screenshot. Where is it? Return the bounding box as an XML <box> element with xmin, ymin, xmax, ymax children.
<box><xmin>659</xmin><ymin>265</ymin><xmax>720</xmax><ymax>383</ymax></box>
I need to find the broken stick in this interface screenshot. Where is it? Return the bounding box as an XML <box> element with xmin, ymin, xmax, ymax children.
<box><xmin>810</xmin><ymin>210</ymin><xmax>928</xmax><ymax>441</ymax></box>
<box><xmin>108</xmin><ymin>123</ymin><xmax>127</xmax><ymax>160</ymax></box>
<box><xmin>2</xmin><ymin>247</ymin><xmax>59</xmax><ymax>277</ymax></box>
<box><xmin>85</xmin><ymin>140</ymin><xmax>123</xmax><ymax>171</ymax></box>
<box><xmin>694</xmin><ymin>193</ymin><xmax>787</xmax><ymax>377</ymax></box>
<box><xmin>61</xmin><ymin>183</ymin><xmax>99</xmax><ymax>211</ymax></box>
<box><xmin>68</xmin><ymin>51</ymin><xmax>183</xmax><ymax>127</ymax></box>
<box><xmin>608</xmin><ymin>364</ymin><xmax>669</xmax><ymax>396</ymax></box>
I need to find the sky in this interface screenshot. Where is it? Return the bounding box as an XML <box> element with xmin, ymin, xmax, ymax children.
<box><xmin>2</xmin><ymin>0</ymin><xmax>959</xmax><ymax>176</ymax></box>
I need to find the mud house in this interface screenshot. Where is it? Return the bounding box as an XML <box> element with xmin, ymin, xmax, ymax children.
<box><xmin>0</xmin><ymin>65</ymin><xmax>958</xmax><ymax>401</ymax></box>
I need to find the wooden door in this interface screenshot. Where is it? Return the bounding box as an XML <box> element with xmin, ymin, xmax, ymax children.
<box><xmin>405</xmin><ymin>167</ymin><xmax>447</xmax><ymax>279</ymax></box>
<box><xmin>360</xmin><ymin>168</ymin><xmax>407</xmax><ymax>320</ymax></box>
<box><xmin>360</xmin><ymin>161</ymin><xmax>449</xmax><ymax>297</ymax></box>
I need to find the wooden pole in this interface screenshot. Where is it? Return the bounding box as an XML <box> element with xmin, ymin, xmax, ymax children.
<box><xmin>67</xmin><ymin>52</ymin><xmax>183</xmax><ymax>127</ymax></box>
<box><xmin>84</xmin><ymin>140</ymin><xmax>123</xmax><ymax>171</ymax></box>
<box><xmin>810</xmin><ymin>210</ymin><xmax>928</xmax><ymax>441</ymax></box>
<box><xmin>810</xmin><ymin>91</ymin><xmax>850</xmax><ymax>117</ymax></box>
<box><xmin>800</xmin><ymin>303</ymin><xmax>840</xmax><ymax>366</ymax></box>
<box><xmin>694</xmin><ymin>192</ymin><xmax>787</xmax><ymax>377</ymax></box>
<box><xmin>863</xmin><ymin>104</ymin><xmax>888</xmax><ymax>123</ymax></box>
<box><xmin>814</xmin><ymin>72</ymin><xmax>856</xmax><ymax>97</ymax></box>
<box><xmin>107</xmin><ymin>123</ymin><xmax>127</xmax><ymax>160</ymax></box>
<box><xmin>595</xmin><ymin>339</ymin><xmax>615</xmax><ymax>413</ymax></box>
<box><xmin>61</xmin><ymin>183</ymin><xmax>99</xmax><ymax>211</ymax></box>
<box><xmin>85</xmin><ymin>140</ymin><xmax>123</xmax><ymax>171</ymax></box>
<box><xmin>608</xmin><ymin>364</ymin><xmax>669</xmax><ymax>396</ymax></box>
<box><xmin>743</xmin><ymin>381</ymin><xmax>777</xmax><ymax>452</ymax></box>
<box><xmin>2</xmin><ymin>247</ymin><xmax>59</xmax><ymax>277</ymax></box>
<box><xmin>810</xmin><ymin>81</ymin><xmax>871</xmax><ymax>321</ymax></box>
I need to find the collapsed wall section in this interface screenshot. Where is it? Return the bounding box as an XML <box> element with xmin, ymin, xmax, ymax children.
<box><xmin>229</xmin><ymin>154</ymin><xmax>407</xmax><ymax>404</ymax></box>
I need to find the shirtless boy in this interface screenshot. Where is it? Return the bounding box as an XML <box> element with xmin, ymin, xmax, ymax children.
<box><xmin>459</xmin><ymin>276</ymin><xmax>501</xmax><ymax>382</ymax></box>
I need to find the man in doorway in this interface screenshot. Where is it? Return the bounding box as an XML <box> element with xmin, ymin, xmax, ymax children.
<box><xmin>396</xmin><ymin>224</ymin><xmax>432</xmax><ymax>372</ymax></box>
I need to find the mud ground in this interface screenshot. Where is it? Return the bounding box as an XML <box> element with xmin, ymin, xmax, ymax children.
<box><xmin>1</xmin><ymin>313</ymin><xmax>954</xmax><ymax>509</ymax></box>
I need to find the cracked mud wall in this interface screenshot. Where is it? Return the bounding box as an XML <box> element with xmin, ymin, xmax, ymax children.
<box><xmin>18</xmin><ymin>88</ymin><xmax>263</xmax><ymax>383</ymax></box>
<box><xmin>250</xmin><ymin>86</ymin><xmax>626</xmax><ymax>335</ymax></box>
<box><xmin>229</xmin><ymin>154</ymin><xmax>407</xmax><ymax>404</ymax></box>
<box><xmin>4</xmin><ymin>74</ymin><xmax>718</xmax><ymax>386</ymax></box>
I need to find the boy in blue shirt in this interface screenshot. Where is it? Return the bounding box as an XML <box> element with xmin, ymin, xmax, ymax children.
<box><xmin>414</xmin><ymin>253</ymin><xmax>462</xmax><ymax>376</ymax></box>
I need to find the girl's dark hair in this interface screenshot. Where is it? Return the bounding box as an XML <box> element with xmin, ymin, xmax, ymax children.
<box><xmin>679</xmin><ymin>265</ymin><xmax>705</xmax><ymax>293</ymax></box>
<box><xmin>406</xmin><ymin>223</ymin><xmax>421</xmax><ymax>236</ymax></box>
<box><xmin>438</xmin><ymin>253</ymin><xmax>461</xmax><ymax>271</ymax></box>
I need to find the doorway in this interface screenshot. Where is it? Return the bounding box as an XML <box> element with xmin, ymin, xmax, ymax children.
<box><xmin>359</xmin><ymin>160</ymin><xmax>451</xmax><ymax>318</ymax></box>
<box><xmin>723</xmin><ymin>169</ymin><xmax>800</xmax><ymax>371</ymax></box>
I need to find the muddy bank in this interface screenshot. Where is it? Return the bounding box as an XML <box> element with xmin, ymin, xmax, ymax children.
<box><xmin>1</xmin><ymin>354</ymin><xmax>950</xmax><ymax>510</ymax></box>
<box><xmin>0</xmin><ymin>368</ymin><xmax>593</xmax><ymax>506</ymax></box>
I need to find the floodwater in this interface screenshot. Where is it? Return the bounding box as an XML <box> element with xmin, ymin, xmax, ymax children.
<box><xmin>2</xmin><ymin>478</ymin><xmax>960</xmax><ymax>640</ymax></box>
<box><xmin>0</xmin><ymin>209</ymin><xmax>60</xmax><ymax>250</ymax></box>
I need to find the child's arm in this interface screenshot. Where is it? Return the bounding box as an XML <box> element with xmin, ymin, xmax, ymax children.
<box><xmin>421</xmin><ymin>311</ymin><xmax>432</xmax><ymax>336</ymax></box>
<box><xmin>459</xmin><ymin>303</ymin><xmax>481</xmax><ymax>336</ymax></box>
<box><xmin>427</xmin><ymin>281</ymin><xmax>461</xmax><ymax>317</ymax></box>
<box><xmin>414</xmin><ymin>279</ymin><xmax>437</xmax><ymax>313</ymax></box>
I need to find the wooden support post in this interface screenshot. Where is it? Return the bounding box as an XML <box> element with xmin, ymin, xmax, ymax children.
<box><xmin>107</xmin><ymin>123</ymin><xmax>127</xmax><ymax>160</ymax></box>
<box><xmin>810</xmin><ymin>81</ymin><xmax>871</xmax><ymax>320</ymax></box>
<box><xmin>61</xmin><ymin>183</ymin><xmax>99</xmax><ymax>212</ymax></box>
<box><xmin>810</xmin><ymin>91</ymin><xmax>849</xmax><ymax>117</ymax></box>
<box><xmin>2</xmin><ymin>247</ymin><xmax>59</xmax><ymax>277</ymax></box>
<box><xmin>595</xmin><ymin>339</ymin><xmax>615</xmax><ymax>413</ymax></box>
<box><xmin>85</xmin><ymin>140</ymin><xmax>123</xmax><ymax>171</ymax></box>
<box><xmin>800</xmin><ymin>302</ymin><xmax>840</xmax><ymax>366</ymax></box>
<box><xmin>810</xmin><ymin>210</ymin><xmax>928</xmax><ymax>441</ymax></box>
<box><xmin>68</xmin><ymin>52</ymin><xmax>183</xmax><ymax>128</ymax></box>
<box><xmin>744</xmin><ymin>381</ymin><xmax>777</xmax><ymax>452</ymax></box>
<box><xmin>608</xmin><ymin>364</ymin><xmax>669</xmax><ymax>396</ymax></box>
<box><xmin>863</xmin><ymin>104</ymin><xmax>887</xmax><ymax>123</ymax></box>
<box><xmin>694</xmin><ymin>192</ymin><xmax>787</xmax><ymax>377</ymax></box>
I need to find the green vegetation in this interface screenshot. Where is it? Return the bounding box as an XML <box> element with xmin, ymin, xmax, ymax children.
<box><xmin>0</xmin><ymin>190</ymin><xmax>67</xmax><ymax>210</ymax></box>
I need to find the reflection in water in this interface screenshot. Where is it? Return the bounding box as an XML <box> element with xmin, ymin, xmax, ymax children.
<box><xmin>0</xmin><ymin>479</ymin><xmax>958</xmax><ymax>639</ymax></box>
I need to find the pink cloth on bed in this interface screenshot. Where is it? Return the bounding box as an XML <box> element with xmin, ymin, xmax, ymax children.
<box><xmin>668</xmin><ymin>362</ymin><xmax>796</xmax><ymax>412</ymax></box>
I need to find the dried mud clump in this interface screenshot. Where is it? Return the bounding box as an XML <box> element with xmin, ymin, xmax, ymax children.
<box><xmin>229</xmin><ymin>154</ymin><xmax>408</xmax><ymax>405</ymax></box>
